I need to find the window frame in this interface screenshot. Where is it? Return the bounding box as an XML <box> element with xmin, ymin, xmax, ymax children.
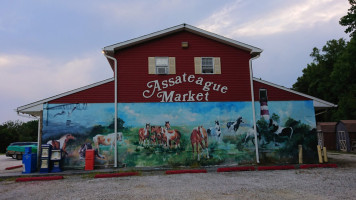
<box><xmin>155</xmin><ymin>57</ymin><xmax>169</xmax><ymax>75</ymax></box>
<box><xmin>259</xmin><ymin>88</ymin><xmax>268</xmax><ymax>102</ymax></box>
<box><xmin>201</xmin><ymin>57</ymin><xmax>214</xmax><ymax>74</ymax></box>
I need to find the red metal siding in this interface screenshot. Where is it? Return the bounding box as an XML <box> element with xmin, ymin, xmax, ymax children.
<box><xmin>253</xmin><ymin>80</ymin><xmax>310</xmax><ymax>101</ymax></box>
<box><xmin>49</xmin><ymin>81</ymin><xmax>114</xmax><ymax>103</ymax></box>
<box><xmin>115</xmin><ymin>31</ymin><xmax>252</xmax><ymax>103</ymax></box>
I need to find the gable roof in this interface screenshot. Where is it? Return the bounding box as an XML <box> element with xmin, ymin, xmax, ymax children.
<box><xmin>16</xmin><ymin>78</ymin><xmax>114</xmax><ymax>116</ymax></box>
<box><xmin>102</xmin><ymin>24</ymin><xmax>263</xmax><ymax>57</ymax></box>
<box><xmin>317</xmin><ymin>122</ymin><xmax>337</xmax><ymax>132</ymax></box>
<box><xmin>338</xmin><ymin>120</ymin><xmax>356</xmax><ymax>132</ymax></box>
<box><xmin>253</xmin><ymin>78</ymin><xmax>337</xmax><ymax>111</ymax></box>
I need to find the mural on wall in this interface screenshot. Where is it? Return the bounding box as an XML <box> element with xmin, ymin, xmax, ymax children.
<box><xmin>254</xmin><ymin>100</ymin><xmax>318</xmax><ymax>163</ymax></box>
<box><xmin>42</xmin><ymin>100</ymin><xmax>317</xmax><ymax>169</ymax></box>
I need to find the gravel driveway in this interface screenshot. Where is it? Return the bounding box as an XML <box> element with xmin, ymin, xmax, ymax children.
<box><xmin>1</xmin><ymin>153</ymin><xmax>356</xmax><ymax>200</ymax></box>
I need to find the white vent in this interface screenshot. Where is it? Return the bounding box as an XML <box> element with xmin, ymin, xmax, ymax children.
<box><xmin>157</xmin><ymin>67</ymin><xmax>168</xmax><ymax>74</ymax></box>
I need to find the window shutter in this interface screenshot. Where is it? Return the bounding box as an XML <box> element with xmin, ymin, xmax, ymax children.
<box><xmin>194</xmin><ymin>57</ymin><xmax>202</xmax><ymax>74</ymax></box>
<box><xmin>168</xmin><ymin>57</ymin><xmax>176</xmax><ymax>74</ymax></box>
<box><xmin>214</xmin><ymin>57</ymin><xmax>221</xmax><ymax>74</ymax></box>
<box><xmin>148</xmin><ymin>57</ymin><xmax>155</xmax><ymax>74</ymax></box>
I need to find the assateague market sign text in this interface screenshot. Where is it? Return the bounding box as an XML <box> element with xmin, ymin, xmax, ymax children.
<box><xmin>143</xmin><ymin>73</ymin><xmax>228</xmax><ymax>102</ymax></box>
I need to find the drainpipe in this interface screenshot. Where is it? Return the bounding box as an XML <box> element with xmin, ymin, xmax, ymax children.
<box><xmin>102</xmin><ymin>51</ymin><xmax>118</xmax><ymax>168</ymax></box>
<box><xmin>37</xmin><ymin>113</ymin><xmax>42</xmax><ymax>170</ymax></box>
<box><xmin>249</xmin><ymin>54</ymin><xmax>260</xmax><ymax>163</ymax></box>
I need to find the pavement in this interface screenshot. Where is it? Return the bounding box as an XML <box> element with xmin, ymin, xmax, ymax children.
<box><xmin>1</xmin><ymin>153</ymin><xmax>350</xmax><ymax>180</ymax></box>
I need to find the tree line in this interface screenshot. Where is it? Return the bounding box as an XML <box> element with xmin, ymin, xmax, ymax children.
<box><xmin>0</xmin><ymin>120</ymin><xmax>38</xmax><ymax>153</ymax></box>
<box><xmin>293</xmin><ymin>0</ymin><xmax>356</xmax><ymax>122</ymax></box>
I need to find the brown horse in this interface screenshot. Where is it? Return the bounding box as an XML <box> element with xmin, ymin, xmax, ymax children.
<box><xmin>138</xmin><ymin>123</ymin><xmax>150</xmax><ymax>146</ymax></box>
<box><xmin>190</xmin><ymin>126</ymin><xmax>209</xmax><ymax>160</ymax></box>
<box><xmin>163</xmin><ymin>121</ymin><xmax>181</xmax><ymax>149</ymax></box>
<box><xmin>47</xmin><ymin>134</ymin><xmax>76</xmax><ymax>155</ymax></box>
<box><xmin>151</xmin><ymin>126</ymin><xmax>165</xmax><ymax>146</ymax></box>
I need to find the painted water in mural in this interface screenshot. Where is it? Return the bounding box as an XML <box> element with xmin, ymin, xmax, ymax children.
<box><xmin>42</xmin><ymin>100</ymin><xmax>317</xmax><ymax>169</ymax></box>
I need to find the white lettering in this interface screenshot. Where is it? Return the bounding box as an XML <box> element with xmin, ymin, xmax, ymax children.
<box><xmin>142</xmin><ymin>73</ymin><xmax>228</xmax><ymax>102</ymax></box>
<box><xmin>195</xmin><ymin>77</ymin><xmax>203</xmax><ymax>85</ymax></box>
<box><xmin>188</xmin><ymin>75</ymin><xmax>195</xmax><ymax>82</ymax></box>
<box><xmin>143</xmin><ymin>80</ymin><xmax>161</xmax><ymax>98</ymax></box>
<box><xmin>157</xmin><ymin>91</ymin><xmax>174</xmax><ymax>102</ymax></box>
<box><xmin>221</xmin><ymin>86</ymin><xmax>228</xmax><ymax>93</ymax></box>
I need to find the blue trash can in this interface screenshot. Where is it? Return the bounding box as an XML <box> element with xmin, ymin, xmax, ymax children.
<box><xmin>22</xmin><ymin>147</ymin><xmax>37</xmax><ymax>174</ymax></box>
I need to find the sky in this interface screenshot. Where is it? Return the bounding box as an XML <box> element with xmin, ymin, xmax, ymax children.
<box><xmin>0</xmin><ymin>0</ymin><xmax>351</xmax><ymax>124</ymax></box>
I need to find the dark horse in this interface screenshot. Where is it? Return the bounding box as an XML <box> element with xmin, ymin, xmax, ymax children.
<box><xmin>227</xmin><ymin>117</ymin><xmax>244</xmax><ymax>132</ymax></box>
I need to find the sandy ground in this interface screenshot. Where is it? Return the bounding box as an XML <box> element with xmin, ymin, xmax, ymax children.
<box><xmin>0</xmin><ymin>155</ymin><xmax>23</xmax><ymax>174</ymax></box>
<box><xmin>0</xmin><ymin>152</ymin><xmax>356</xmax><ymax>200</ymax></box>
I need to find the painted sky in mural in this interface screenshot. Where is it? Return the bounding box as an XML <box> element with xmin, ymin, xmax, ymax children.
<box><xmin>256</xmin><ymin>100</ymin><xmax>316</xmax><ymax>128</ymax></box>
<box><xmin>119</xmin><ymin>100</ymin><xmax>316</xmax><ymax>128</ymax></box>
<box><xmin>119</xmin><ymin>102</ymin><xmax>252</xmax><ymax>127</ymax></box>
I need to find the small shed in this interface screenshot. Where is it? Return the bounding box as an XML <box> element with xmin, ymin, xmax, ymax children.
<box><xmin>317</xmin><ymin>122</ymin><xmax>337</xmax><ymax>150</ymax></box>
<box><xmin>336</xmin><ymin>120</ymin><xmax>356</xmax><ymax>152</ymax></box>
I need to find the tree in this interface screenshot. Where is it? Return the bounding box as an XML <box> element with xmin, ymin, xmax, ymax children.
<box><xmin>0</xmin><ymin>120</ymin><xmax>38</xmax><ymax>153</ymax></box>
<box><xmin>292</xmin><ymin>39</ymin><xmax>347</xmax><ymax>103</ymax></box>
<box><xmin>293</xmin><ymin>37</ymin><xmax>356</xmax><ymax>121</ymax></box>
<box><xmin>339</xmin><ymin>0</ymin><xmax>356</xmax><ymax>37</ymax></box>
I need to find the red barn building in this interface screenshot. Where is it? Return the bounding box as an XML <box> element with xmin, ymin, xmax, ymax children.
<box><xmin>18</xmin><ymin>24</ymin><xmax>336</xmax><ymax>169</ymax></box>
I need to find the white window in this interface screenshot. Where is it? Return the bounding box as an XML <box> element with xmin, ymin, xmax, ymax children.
<box><xmin>202</xmin><ymin>57</ymin><xmax>214</xmax><ymax>74</ymax></box>
<box><xmin>155</xmin><ymin>57</ymin><xmax>169</xmax><ymax>74</ymax></box>
<box><xmin>148</xmin><ymin>57</ymin><xmax>176</xmax><ymax>75</ymax></box>
<box><xmin>194</xmin><ymin>57</ymin><xmax>221</xmax><ymax>74</ymax></box>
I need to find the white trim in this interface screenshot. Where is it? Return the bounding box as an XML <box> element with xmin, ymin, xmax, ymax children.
<box><xmin>249</xmin><ymin>55</ymin><xmax>260</xmax><ymax>164</ymax></box>
<box><xmin>253</xmin><ymin>78</ymin><xmax>337</xmax><ymax>108</ymax></box>
<box><xmin>103</xmin><ymin>24</ymin><xmax>263</xmax><ymax>57</ymax></box>
<box><xmin>17</xmin><ymin>77</ymin><xmax>115</xmax><ymax>114</ymax></box>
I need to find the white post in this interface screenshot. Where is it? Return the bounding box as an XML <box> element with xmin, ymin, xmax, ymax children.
<box><xmin>249</xmin><ymin>55</ymin><xmax>260</xmax><ymax>163</ymax></box>
<box><xmin>37</xmin><ymin>114</ymin><xmax>42</xmax><ymax>169</ymax></box>
<box><xmin>102</xmin><ymin>52</ymin><xmax>118</xmax><ymax>168</ymax></box>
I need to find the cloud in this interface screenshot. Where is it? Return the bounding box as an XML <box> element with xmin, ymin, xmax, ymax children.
<box><xmin>0</xmin><ymin>52</ymin><xmax>109</xmax><ymax>102</ymax></box>
<box><xmin>198</xmin><ymin>0</ymin><xmax>349</xmax><ymax>37</ymax></box>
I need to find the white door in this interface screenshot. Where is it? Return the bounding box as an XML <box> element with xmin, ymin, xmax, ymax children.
<box><xmin>338</xmin><ymin>131</ymin><xmax>347</xmax><ymax>151</ymax></box>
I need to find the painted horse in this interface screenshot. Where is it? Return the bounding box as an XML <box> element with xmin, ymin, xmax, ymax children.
<box><xmin>268</xmin><ymin>119</ymin><xmax>293</xmax><ymax>146</ymax></box>
<box><xmin>47</xmin><ymin>133</ymin><xmax>76</xmax><ymax>155</ymax></box>
<box><xmin>207</xmin><ymin>121</ymin><xmax>222</xmax><ymax>141</ymax></box>
<box><xmin>190</xmin><ymin>126</ymin><xmax>209</xmax><ymax>160</ymax></box>
<box><xmin>151</xmin><ymin>126</ymin><xmax>166</xmax><ymax>146</ymax></box>
<box><xmin>78</xmin><ymin>143</ymin><xmax>104</xmax><ymax>159</ymax></box>
<box><xmin>138</xmin><ymin>123</ymin><xmax>151</xmax><ymax>146</ymax></box>
<box><xmin>227</xmin><ymin>117</ymin><xmax>244</xmax><ymax>132</ymax></box>
<box><xmin>93</xmin><ymin>132</ymin><xmax>123</xmax><ymax>153</ymax></box>
<box><xmin>163</xmin><ymin>121</ymin><xmax>181</xmax><ymax>148</ymax></box>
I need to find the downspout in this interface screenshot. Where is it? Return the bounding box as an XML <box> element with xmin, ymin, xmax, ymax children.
<box><xmin>37</xmin><ymin>113</ymin><xmax>42</xmax><ymax>170</ymax></box>
<box><xmin>249</xmin><ymin>54</ymin><xmax>260</xmax><ymax>164</ymax></box>
<box><xmin>102</xmin><ymin>52</ymin><xmax>118</xmax><ymax>168</ymax></box>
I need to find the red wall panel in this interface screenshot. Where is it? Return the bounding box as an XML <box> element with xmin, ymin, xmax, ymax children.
<box><xmin>253</xmin><ymin>80</ymin><xmax>310</xmax><ymax>101</ymax></box>
<box><xmin>115</xmin><ymin>31</ymin><xmax>252</xmax><ymax>103</ymax></box>
<box><xmin>50</xmin><ymin>81</ymin><xmax>114</xmax><ymax>103</ymax></box>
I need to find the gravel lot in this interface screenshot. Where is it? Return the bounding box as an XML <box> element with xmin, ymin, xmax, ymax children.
<box><xmin>1</xmin><ymin>153</ymin><xmax>356</xmax><ymax>200</ymax></box>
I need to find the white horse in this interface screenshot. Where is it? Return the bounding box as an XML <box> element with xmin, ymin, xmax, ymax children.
<box><xmin>207</xmin><ymin>121</ymin><xmax>222</xmax><ymax>142</ymax></box>
<box><xmin>93</xmin><ymin>132</ymin><xmax>122</xmax><ymax>153</ymax></box>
